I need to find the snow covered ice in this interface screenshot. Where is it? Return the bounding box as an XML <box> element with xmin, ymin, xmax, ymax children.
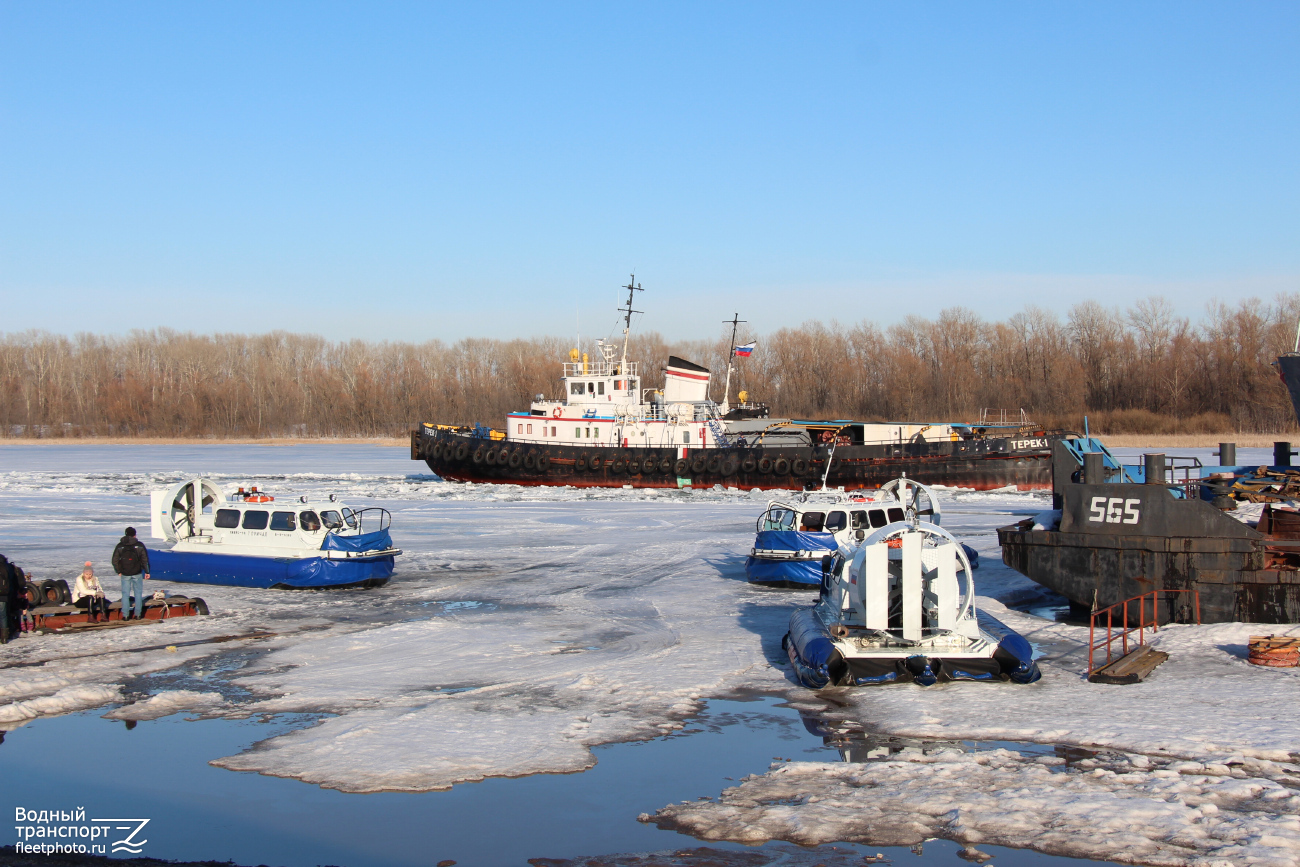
<box><xmin>2</xmin><ymin>444</ymin><xmax>1299</xmax><ymax>865</ymax></box>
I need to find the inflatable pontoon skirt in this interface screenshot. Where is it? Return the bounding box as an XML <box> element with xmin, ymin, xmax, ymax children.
<box><xmin>149</xmin><ymin>549</ymin><xmax>394</xmax><ymax>589</ymax></box>
<box><xmin>783</xmin><ymin>608</ymin><xmax>1042</xmax><ymax>688</ymax></box>
<box><xmin>744</xmin><ymin>556</ymin><xmax>824</xmax><ymax>586</ymax></box>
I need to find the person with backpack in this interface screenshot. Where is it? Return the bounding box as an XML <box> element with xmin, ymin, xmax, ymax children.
<box><xmin>112</xmin><ymin>527</ymin><xmax>151</xmax><ymax>621</ymax></box>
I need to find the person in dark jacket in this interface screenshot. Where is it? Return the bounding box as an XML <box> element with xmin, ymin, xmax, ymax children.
<box><xmin>111</xmin><ymin>527</ymin><xmax>151</xmax><ymax>621</ymax></box>
<box><xmin>0</xmin><ymin>554</ymin><xmax>14</xmax><ymax>643</ymax></box>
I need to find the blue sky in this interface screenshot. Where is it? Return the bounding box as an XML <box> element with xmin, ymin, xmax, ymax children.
<box><xmin>2</xmin><ymin>2</ymin><xmax>1297</xmax><ymax>343</ymax></box>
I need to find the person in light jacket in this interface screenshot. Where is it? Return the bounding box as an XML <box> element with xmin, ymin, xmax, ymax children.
<box><xmin>72</xmin><ymin>562</ymin><xmax>110</xmax><ymax>622</ymax></box>
<box><xmin>111</xmin><ymin>527</ymin><xmax>150</xmax><ymax>621</ymax></box>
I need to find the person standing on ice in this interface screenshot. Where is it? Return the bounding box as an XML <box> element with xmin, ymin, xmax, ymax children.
<box><xmin>112</xmin><ymin>527</ymin><xmax>150</xmax><ymax>621</ymax></box>
<box><xmin>72</xmin><ymin>561</ymin><xmax>110</xmax><ymax>622</ymax></box>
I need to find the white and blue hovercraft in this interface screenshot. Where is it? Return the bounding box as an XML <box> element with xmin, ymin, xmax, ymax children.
<box><xmin>148</xmin><ymin>479</ymin><xmax>401</xmax><ymax>589</ymax></box>
<box><xmin>747</xmin><ymin>478</ymin><xmax>977</xmax><ymax>587</ymax></box>
<box><xmin>783</xmin><ymin>495</ymin><xmax>1038</xmax><ymax>687</ymax></box>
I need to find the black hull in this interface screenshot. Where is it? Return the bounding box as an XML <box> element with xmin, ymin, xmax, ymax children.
<box><xmin>411</xmin><ymin>427</ymin><xmax>1057</xmax><ymax>491</ymax></box>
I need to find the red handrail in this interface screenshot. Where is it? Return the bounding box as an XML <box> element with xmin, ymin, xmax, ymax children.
<box><xmin>1087</xmin><ymin>585</ymin><xmax>1200</xmax><ymax>675</ymax></box>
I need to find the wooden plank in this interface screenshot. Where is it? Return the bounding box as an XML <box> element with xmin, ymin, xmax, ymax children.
<box><xmin>1088</xmin><ymin>644</ymin><xmax>1170</xmax><ymax>685</ymax></box>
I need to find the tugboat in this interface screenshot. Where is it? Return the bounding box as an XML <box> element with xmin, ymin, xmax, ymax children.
<box><xmin>412</xmin><ymin>278</ymin><xmax>1076</xmax><ymax>491</ymax></box>
<box><xmin>147</xmin><ymin>479</ymin><xmax>401</xmax><ymax>589</ymax></box>
<box><xmin>783</xmin><ymin>502</ymin><xmax>1040</xmax><ymax>687</ymax></box>
<box><xmin>747</xmin><ymin>478</ymin><xmax>982</xmax><ymax>586</ymax></box>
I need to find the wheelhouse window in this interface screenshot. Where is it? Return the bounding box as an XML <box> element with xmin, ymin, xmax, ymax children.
<box><xmin>242</xmin><ymin>510</ymin><xmax>269</xmax><ymax>530</ymax></box>
<box><xmin>299</xmin><ymin>511</ymin><xmax>322</xmax><ymax>531</ymax></box>
<box><xmin>214</xmin><ymin>509</ymin><xmax>240</xmax><ymax>529</ymax></box>
<box><xmin>587</xmin><ymin>382</ymin><xmax>595</xmax><ymax>395</ymax></box>
<box><xmin>825</xmin><ymin>511</ymin><xmax>847</xmax><ymax>532</ymax></box>
<box><xmin>570</xmin><ymin>382</ymin><xmax>584</xmax><ymax>395</ymax></box>
<box><xmin>270</xmin><ymin>511</ymin><xmax>297</xmax><ymax>531</ymax></box>
<box><xmin>321</xmin><ymin>510</ymin><xmax>344</xmax><ymax>530</ymax></box>
<box><xmin>597</xmin><ymin>381</ymin><xmax>605</xmax><ymax>395</ymax></box>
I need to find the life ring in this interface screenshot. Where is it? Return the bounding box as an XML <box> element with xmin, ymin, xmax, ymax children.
<box><xmin>536</xmin><ymin>455</ymin><xmax>550</xmax><ymax>471</ymax></box>
<box><xmin>472</xmin><ymin>448</ymin><xmax>486</xmax><ymax>465</ymax></box>
<box><xmin>525</xmin><ymin>453</ymin><xmax>538</xmax><ymax>470</ymax></box>
<box><xmin>792</xmin><ymin>458</ymin><xmax>809</xmax><ymax>476</ymax></box>
<box><xmin>705</xmin><ymin>455</ymin><xmax>721</xmax><ymax>475</ymax></box>
<box><xmin>589</xmin><ymin>454</ymin><xmax>604</xmax><ymax>471</ymax></box>
<box><xmin>757</xmin><ymin>456</ymin><xmax>773</xmax><ymax>474</ymax></box>
<box><xmin>690</xmin><ymin>455</ymin><xmax>707</xmax><ymax>474</ymax></box>
<box><xmin>773</xmin><ymin>457</ymin><xmax>790</xmax><ymax>475</ymax></box>
<box><xmin>507</xmin><ymin>451</ymin><xmax>523</xmax><ymax>469</ymax></box>
<box><xmin>721</xmin><ymin>458</ymin><xmax>738</xmax><ymax>477</ymax></box>
<box><xmin>455</xmin><ymin>442</ymin><xmax>469</xmax><ymax>461</ymax></box>
<box><xmin>674</xmin><ymin>458</ymin><xmax>690</xmax><ymax>476</ymax></box>
<box><xmin>741</xmin><ymin>456</ymin><xmax>757</xmax><ymax>474</ymax></box>
<box><xmin>575</xmin><ymin>455</ymin><xmax>588</xmax><ymax>472</ymax></box>
<box><xmin>552</xmin><ymin>407</ymin><xmax>563</xmax><ymax>418</ymax></box>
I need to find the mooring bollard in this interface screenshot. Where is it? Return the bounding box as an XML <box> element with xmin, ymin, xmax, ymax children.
<box><xmin>1083</xmin><ymin>452</ymin><xmax>1105</xmax><ymax>485</ymax></box>
<box><xmin>1144</xmin><ymin>453</ymin><xmax>1165</xmax><ymax>485</ymax></box>
<box><xmin>1216</xmin><ymin>442</ymin><xmax>1236</xmax><ymax>467</ymax></box>
<box><xmin>1274</xmin><ymin>441</ymin><xmax>1295</xmax><ymax>467</ymax></box>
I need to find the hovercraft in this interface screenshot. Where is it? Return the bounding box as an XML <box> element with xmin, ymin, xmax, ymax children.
<box><xmin>747</xmin><ymin>478</ymin><xmax>977</xmax><ymax>586</ymax></box>
<box><xmin>783</xmin><ymin>507</ymin><xmax>1038</xmax><ymax>687</ymax></box>
<box><xmin>147</xmin><ymin>479</ymin><xmax>401</xmax><ymax>589</ymax></box>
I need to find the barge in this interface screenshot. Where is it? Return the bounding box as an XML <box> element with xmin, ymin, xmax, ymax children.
<box><xmin>998</xmin><ymin>438</ymin><xmax>1300</xmax><ymax>624</ymax></box>
<box><xmin>413</xmin><ymin>278</ymin><xmax>1075</xmax><ymax>491</ymax></box>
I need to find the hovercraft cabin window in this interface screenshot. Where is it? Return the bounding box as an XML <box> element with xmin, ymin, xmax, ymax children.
<box><xmin>215</xmin><ymin>509</ymin><xmax>240</xmax><ymax>529</ymax></box>
<box><xmin>242</xmin><ymin>510</ymin><xmax>269</xmax><ymax>530</ymax></box>
<box><xmin>270</xmin><ymin>511</ymin><xmax>296</xmax><ymax>531</ymax></box>
<box><xmin>825</xmin><ymin>511</ymin><xmax>847</xmax><ymax>532</ymax></box>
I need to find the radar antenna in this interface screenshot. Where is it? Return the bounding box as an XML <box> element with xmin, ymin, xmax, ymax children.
<box><xmin>618</xmin><ymin>274</ymin><xmax>643</xmax><ymax>373</ymax></box>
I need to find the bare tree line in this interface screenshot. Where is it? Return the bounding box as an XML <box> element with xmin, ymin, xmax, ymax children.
<box><xmin>1</xmin><ymin>295</ymin><xmax>1297</xmax><ymax>438</ymax></box>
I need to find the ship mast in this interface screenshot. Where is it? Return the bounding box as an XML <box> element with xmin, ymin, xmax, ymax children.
<box><xmin>720</xmin><ymin>312</ymin><xmax>745</xmax><ymax>414</ymax></box>
<box><xmin>618</xmin><ymin>274</ymin><xmax>642</xmax><ymax>373</ymax></box>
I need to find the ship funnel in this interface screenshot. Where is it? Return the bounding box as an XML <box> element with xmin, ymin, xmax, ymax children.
<box><xmin>664</xmin><ymin>356</ymin><xmax>710</xmax><ymax>403</ymax></box>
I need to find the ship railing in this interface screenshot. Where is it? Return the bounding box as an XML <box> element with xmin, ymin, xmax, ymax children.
<box><xmin>1087</xmin><ymin>586</ymin><xmax>1201</xmax><ymax>676</ymax></box>
<box><xmin>328</xmin><ymin>506</ymin><xmax>392</xmax><ymax>535</ymax></box>
<box><xmin>562</xmin><ymin>361</ymin><xmax>639</xmax><ymax>377</ymax></box>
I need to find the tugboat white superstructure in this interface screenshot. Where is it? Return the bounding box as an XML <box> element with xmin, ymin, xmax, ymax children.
<box><xmin>784</xmin><ymin>502</ymin><xmax>1039</xmax><ymax>687</ymax></box>
<box><xmin>147</xmin><ymin>479</ymin><xmax>401</xmax><ymax>589</ymax></box>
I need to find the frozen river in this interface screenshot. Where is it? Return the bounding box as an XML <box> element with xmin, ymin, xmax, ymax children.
<box><xmin>0</xmin><ymin>443</ymin><xmax>1295</xmax><ymax>867</ymax></box>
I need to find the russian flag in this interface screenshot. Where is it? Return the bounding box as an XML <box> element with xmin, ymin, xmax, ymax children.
<box><xmin>734</xmin><ymin>342</ymin><xmax>756</xmax><ymax>357</ymax></box>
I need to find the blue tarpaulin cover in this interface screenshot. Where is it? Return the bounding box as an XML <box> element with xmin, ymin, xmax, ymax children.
<box><xmin>320</xmin><ymin>528</ymin><xmax>393</xmax><ymax>553</ymax></box>
<box><xmin>745</xmin><ymin>530</ymin><xmax>836</xmax><ymax>585</ymax></box>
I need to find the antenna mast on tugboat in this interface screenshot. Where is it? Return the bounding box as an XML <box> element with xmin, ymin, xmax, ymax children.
<box><xmin>720</xmin><ymin>313</ymin><xmax>746</xmax><ymax>414</ymax></box>
<box><xmin>618</xmin><ymin>274</ymin><xmax>643</xmax><ymax>373</ymax></box>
